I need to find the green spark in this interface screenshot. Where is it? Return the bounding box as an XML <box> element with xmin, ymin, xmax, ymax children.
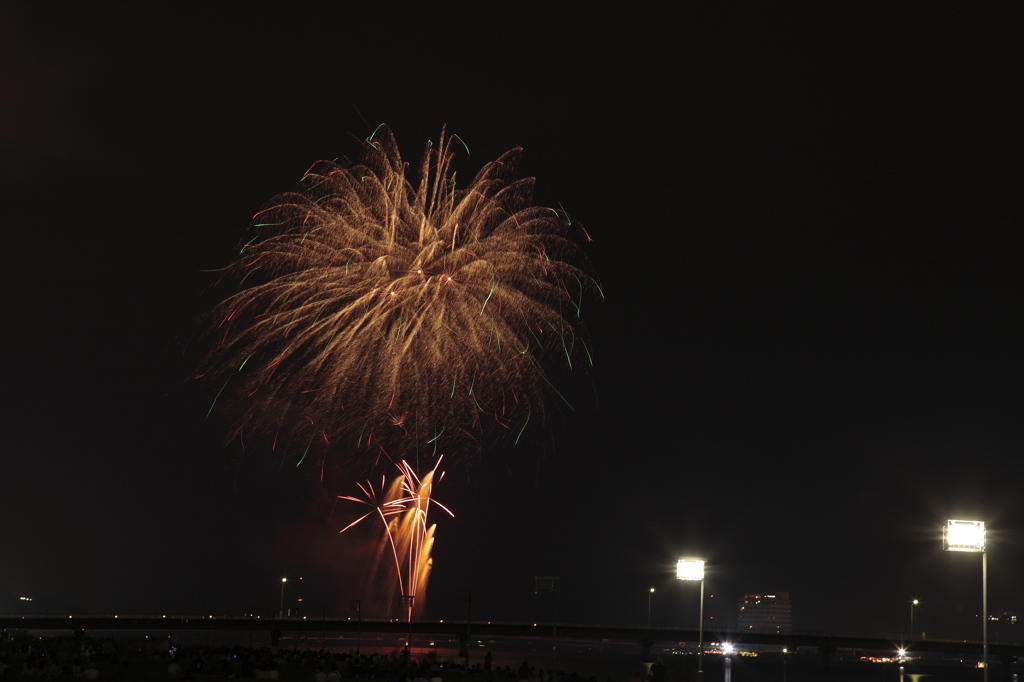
<box><xmin>452</xmin><ymin>134</ymin><xmax>470</xmax><ymax>156</ymax></box>
<box><xmin>558</xmin><ymin>203</ymin><xmax>572</xmax><ymax>224</ymax></box>
<box><xmin>514</xmin><ymin>406</ymin><xmax>531</xmax><ymax>446</ymax></box>
<box><xmin>238</xmin><ymin>265</ymin><xmax>262</xmax><ymax>285</ymax></box>
<box><xmin>295</xmin><ymin>432</ymin><xmax>316</xmax><ymax>467</ymax></box>
<box><xmin>479</xmin><ymin>286</ymin><xmax>495</xmax><ymax>315</ymax></box>
<box><xmin>366</xmin><ymin>123</ymin><xmax>386</xmax><ymax>144</ymax></box>
<box><xmin>206</xmin><ymin>376</ymin><xmax>232</xmax><ymax>419</ymax></box>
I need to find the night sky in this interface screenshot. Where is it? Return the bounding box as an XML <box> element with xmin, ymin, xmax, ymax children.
<box><xmin>3</xmin><ymin>4</ymin><xmax>1022</xmax><ymax>641</ymax></box>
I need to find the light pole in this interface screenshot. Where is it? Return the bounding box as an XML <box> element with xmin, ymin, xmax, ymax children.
<box><xmin>910</xmin><ymin>599</ymin><xmax>919</xmax><ymax>640</ymax></box>
<box><xmin>349</xmin><ymin>600</ymin><xmax>362</xmax><ymax>654</ymax></box>
<box><xmin>943</xmin><ymin>519</ymin><xmax>987</xmax><ymax>682</ymax></box>
<box><xmin>647</xmin><ymin>588</ymin><xmax>655</xmax><ymax>628</ymax></box>
<box><xmin>534</xmin><ymin>576</ymin><xmax>559</xmax><ymax>674</ymax></box>
<box><xmin>677</xmin><ymin>558</ymin><xmax>706</xmax><ymax>681</ymax></box>
<box><xmin>279</xmin><ymin>577</ymin><xmax>287</xmax><ymax>618</ymax></box>
<box><xmin>401</xmin><ymin>594</ymin><xmax>415</xmax><ymax>656</ymax></box>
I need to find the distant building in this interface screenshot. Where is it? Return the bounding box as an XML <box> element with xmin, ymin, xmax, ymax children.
<box><xmin>994</xmin><ymin>609</ymin><xmax>1019</xmax><ymax>626</ymax></box>
<box><xmin>991</xmin><ymin>609</ymin><xmax>1020</xmax><ymax>641</ymax></box>
<box><xmin>738</xmin><ymin>593</ymin><xmax>792</xmax><ymax>634</ymax></box>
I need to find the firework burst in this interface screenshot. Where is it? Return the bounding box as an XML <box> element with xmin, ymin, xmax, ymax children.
<box><xmin>338</xmin><ymin>459</ymin><xmax>451</xmax><ymax>619</ymax></box>
<box><xmin>200</xmin><ymin>124</ymin><xmax>598</xmax><ymax>480</ymax></box>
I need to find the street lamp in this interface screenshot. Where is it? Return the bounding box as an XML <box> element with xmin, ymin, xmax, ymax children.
<box><xmin>647</xmin><ymin>588</ymin><xmax>655</xmax><ymax>628</ymax></box>
<box><xmin>910</xmin><ymin>599</ymin><xmax>919</xmax><ymax>640</ymax></box>
<box><xmin>279</xmin><ymin>577</ymin><xmax>288</xmax><ymax>618</ymax></box>
<box><xmin>676</xmin><ymin>558</ymin><xmax>706</xmax><ymax>680</ymax></box>
<box><xmin>943</xmin><ymin>519</ymin><xmax>987</xmax><ymax>682</ymax></box>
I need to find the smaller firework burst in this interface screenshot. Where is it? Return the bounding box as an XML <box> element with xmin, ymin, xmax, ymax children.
<box><xmin>339</xmin><ymin>459</ymin><xmax>452</xmax><ymax>619</ymax></box>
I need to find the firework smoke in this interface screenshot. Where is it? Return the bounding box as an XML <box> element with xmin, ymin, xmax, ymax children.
<box><xmin>200</xmin><ymin>125</ymin><xmax>597</xmax><ymax>480</ymax></box>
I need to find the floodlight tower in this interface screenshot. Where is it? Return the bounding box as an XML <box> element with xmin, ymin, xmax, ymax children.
<box><xmin>943</xmin><ymin>519</ymin><xmax>988</xmax><ymax>682</ymax></box>
<box><xmin>677</xmin><ymin>558</ymin><xmax>706</xmax><ymax>681</ymax></box>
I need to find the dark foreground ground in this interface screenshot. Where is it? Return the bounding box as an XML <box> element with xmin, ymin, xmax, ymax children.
<box><xmin>2</xmin><ymin>633</ymin><xmax>1022</xmax><ymax>682</ymax></box>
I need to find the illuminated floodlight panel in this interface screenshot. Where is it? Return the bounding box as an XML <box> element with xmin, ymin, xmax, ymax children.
<box><xmin>943</xmin><ymin>519</ymin><xmax>986</xmax><ymax>552</ymax></box>
<box><xmin>676</xmin><ymin>558</ymin><xmax>706</xmax><ymax>581</ymax></box>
